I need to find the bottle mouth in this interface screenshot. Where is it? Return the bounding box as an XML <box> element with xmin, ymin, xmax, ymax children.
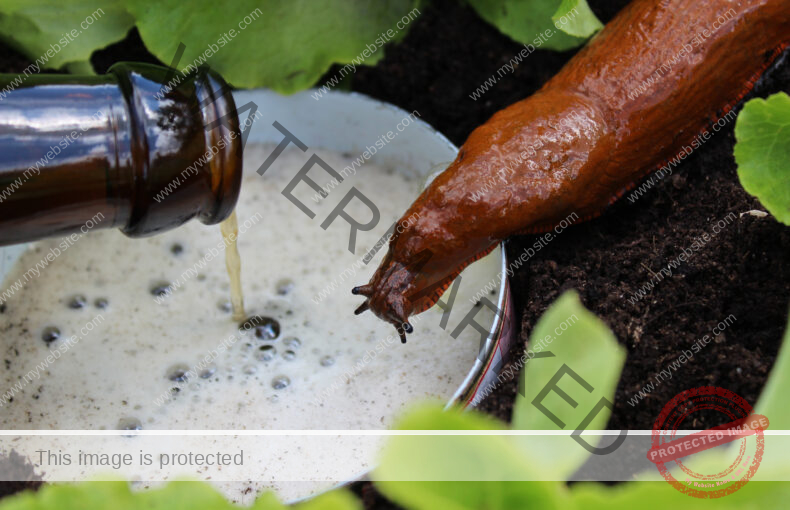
<box><xmin>195</xmin><ymin>68</ymin><xmax>243</xmax><ymax>226</ymax></box>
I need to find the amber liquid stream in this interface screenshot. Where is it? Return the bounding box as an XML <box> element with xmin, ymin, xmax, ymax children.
<box><xmin>220</xmin><ymin>211</ymin><xmax>245</xmax><ymax>321</ymax></box>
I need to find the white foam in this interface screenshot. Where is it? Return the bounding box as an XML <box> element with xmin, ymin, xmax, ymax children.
<box><xmin>0</xmin><ymin>145</ymin><xmax>498</xmax><ymax>502</ymax></box>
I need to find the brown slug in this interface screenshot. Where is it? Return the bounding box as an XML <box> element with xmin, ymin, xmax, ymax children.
<box><xmin>353</xmin><ymin>0</ymin><xmax>790</xmax><ymax>342</ymax></box>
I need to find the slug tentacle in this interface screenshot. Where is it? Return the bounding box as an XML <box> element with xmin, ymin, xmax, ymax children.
<box><xmin>351</xmin><ymin>285</ymin><xmax>373</xmax><ymax>296</ymax></box>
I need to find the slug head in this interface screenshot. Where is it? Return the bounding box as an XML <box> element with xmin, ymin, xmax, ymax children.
<box><xmin>352</xmin><ymin>268</ymin><xmax>414</xmax><ymax>343</ymax></box>
<box><xmin>351</xmin><ymin>247</ymin><xmax>440</xmax><ymax>343</ymax></box>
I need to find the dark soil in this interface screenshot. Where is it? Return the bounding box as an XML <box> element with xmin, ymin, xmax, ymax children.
<box><xmin>0</xmin><ymin>451</ymin><xmax>42</xmax><ymax>499</ymax></box>
<box><xmin>349</xmin><ymin>0</ymin><xmax>790</xmax><ymax>505</ymax></box>
<box><xmin>349</xmin><ymin>0</ymin><xmax>790</xmax><ymax>431</ymax></box>
<box><xmin>1</xmin><ymin>0</ymin><xmax>789</xmax><ymax>508</ymax></box>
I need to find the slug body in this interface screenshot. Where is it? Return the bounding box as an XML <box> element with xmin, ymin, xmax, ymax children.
<box><xmin>353</xmin><ymin>0</ymin><xmax>790</xmax><ymax>340</ymax></box>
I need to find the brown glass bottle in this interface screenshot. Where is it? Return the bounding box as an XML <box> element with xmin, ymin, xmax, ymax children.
<box><xmin>0</xmin><ymin>62</ymin><xmax>242</xmax><ymax>246</ymax></box>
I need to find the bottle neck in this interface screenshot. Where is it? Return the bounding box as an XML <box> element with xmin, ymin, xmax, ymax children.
<box><xmin>0</xmin><ymin>63</ymin><xmax>242</xmax><ymax>246</ymax></box>
<box><xmin>112</xmin><ymin>63</ymin><xmax>243</xmax><ymax>237</ymax></box>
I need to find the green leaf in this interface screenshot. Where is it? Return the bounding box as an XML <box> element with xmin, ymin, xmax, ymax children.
<box><xmin>374</xmin><ymin>403</ymin><xmax>567</xmax><ymax>510</ymax></box>
<box><xmin>0</xmin><ymin>480</ymin><xmax>358</xmax><ymax>510</ymax></box>
<box><xmin>551</xmin><ymin>0</ymin><xmax>603</xmax><ymax>38</ymax></box>
<box><xmin>394</xmin><ymin>401</ymin><xmax>506</xmax><ymax>431</ymax></box>
<box><xmin>752</xmin><ymin>310</ymin><xmax>790</xmax><ymax>479</ymax></box>
<box><xmin>0</xmin><ymin>481</ymin><xmax>238</xmax><ymax>510</ymax></box>
<box><xmin>292</xmin><ymin>490</ymin><xmax>361</xmax><ymax>510</ymax></box>
<box><xmin>467</xmin><ymin>0</ymin><xmax>602</xmax><ymax>52</ymax></box>
<box><xmin>251</xmin><ymin>492</ymin><xmax>287</xmax><ymax>510</ymax></box>
<box><xmin>0</xmin><ymin>1</ymin><xmax>134</xmax><ymax>71</ymax></box>
<box><xmin>376</xmin><ymin>482</ymin><xmax>566</xmax><ymax>510</ymax></box>
<box><xmin>755</xmin><ymin>310</ymin><xmax>790</xmax><ymax>429</ymax></box>
<box><xmin>570</xmin><ymin>480</ymin><xmax>790</xmax><ymax>510</ymax></box>
<box><xmin>511</xmin><ymin>290</ymin><xmax>625</xmax><ymax>479</ymax></box>
<box><xmin>131</xmin><ymin>482</ymin><xmax>249</xmax><ymax>510</ymax></box>
<box><xmin>125</xmin><ymin>0</ymin><xmax>422</xmax><ymax>93</ymax></box>
<box><xmin>63</xmin><ymin>60</ymin><xmax>96</xmax><ymax>75</ymax></box>
<box><xmin>734</xmin><ymin>92</ymin><xmax>790</xmax><ymax>225</ymax></box>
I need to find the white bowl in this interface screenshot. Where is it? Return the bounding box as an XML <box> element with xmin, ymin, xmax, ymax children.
<box><xmin>0</xmin><ymin>89</ymin><xmax>516</xmax><ymax>501</ymax></box>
